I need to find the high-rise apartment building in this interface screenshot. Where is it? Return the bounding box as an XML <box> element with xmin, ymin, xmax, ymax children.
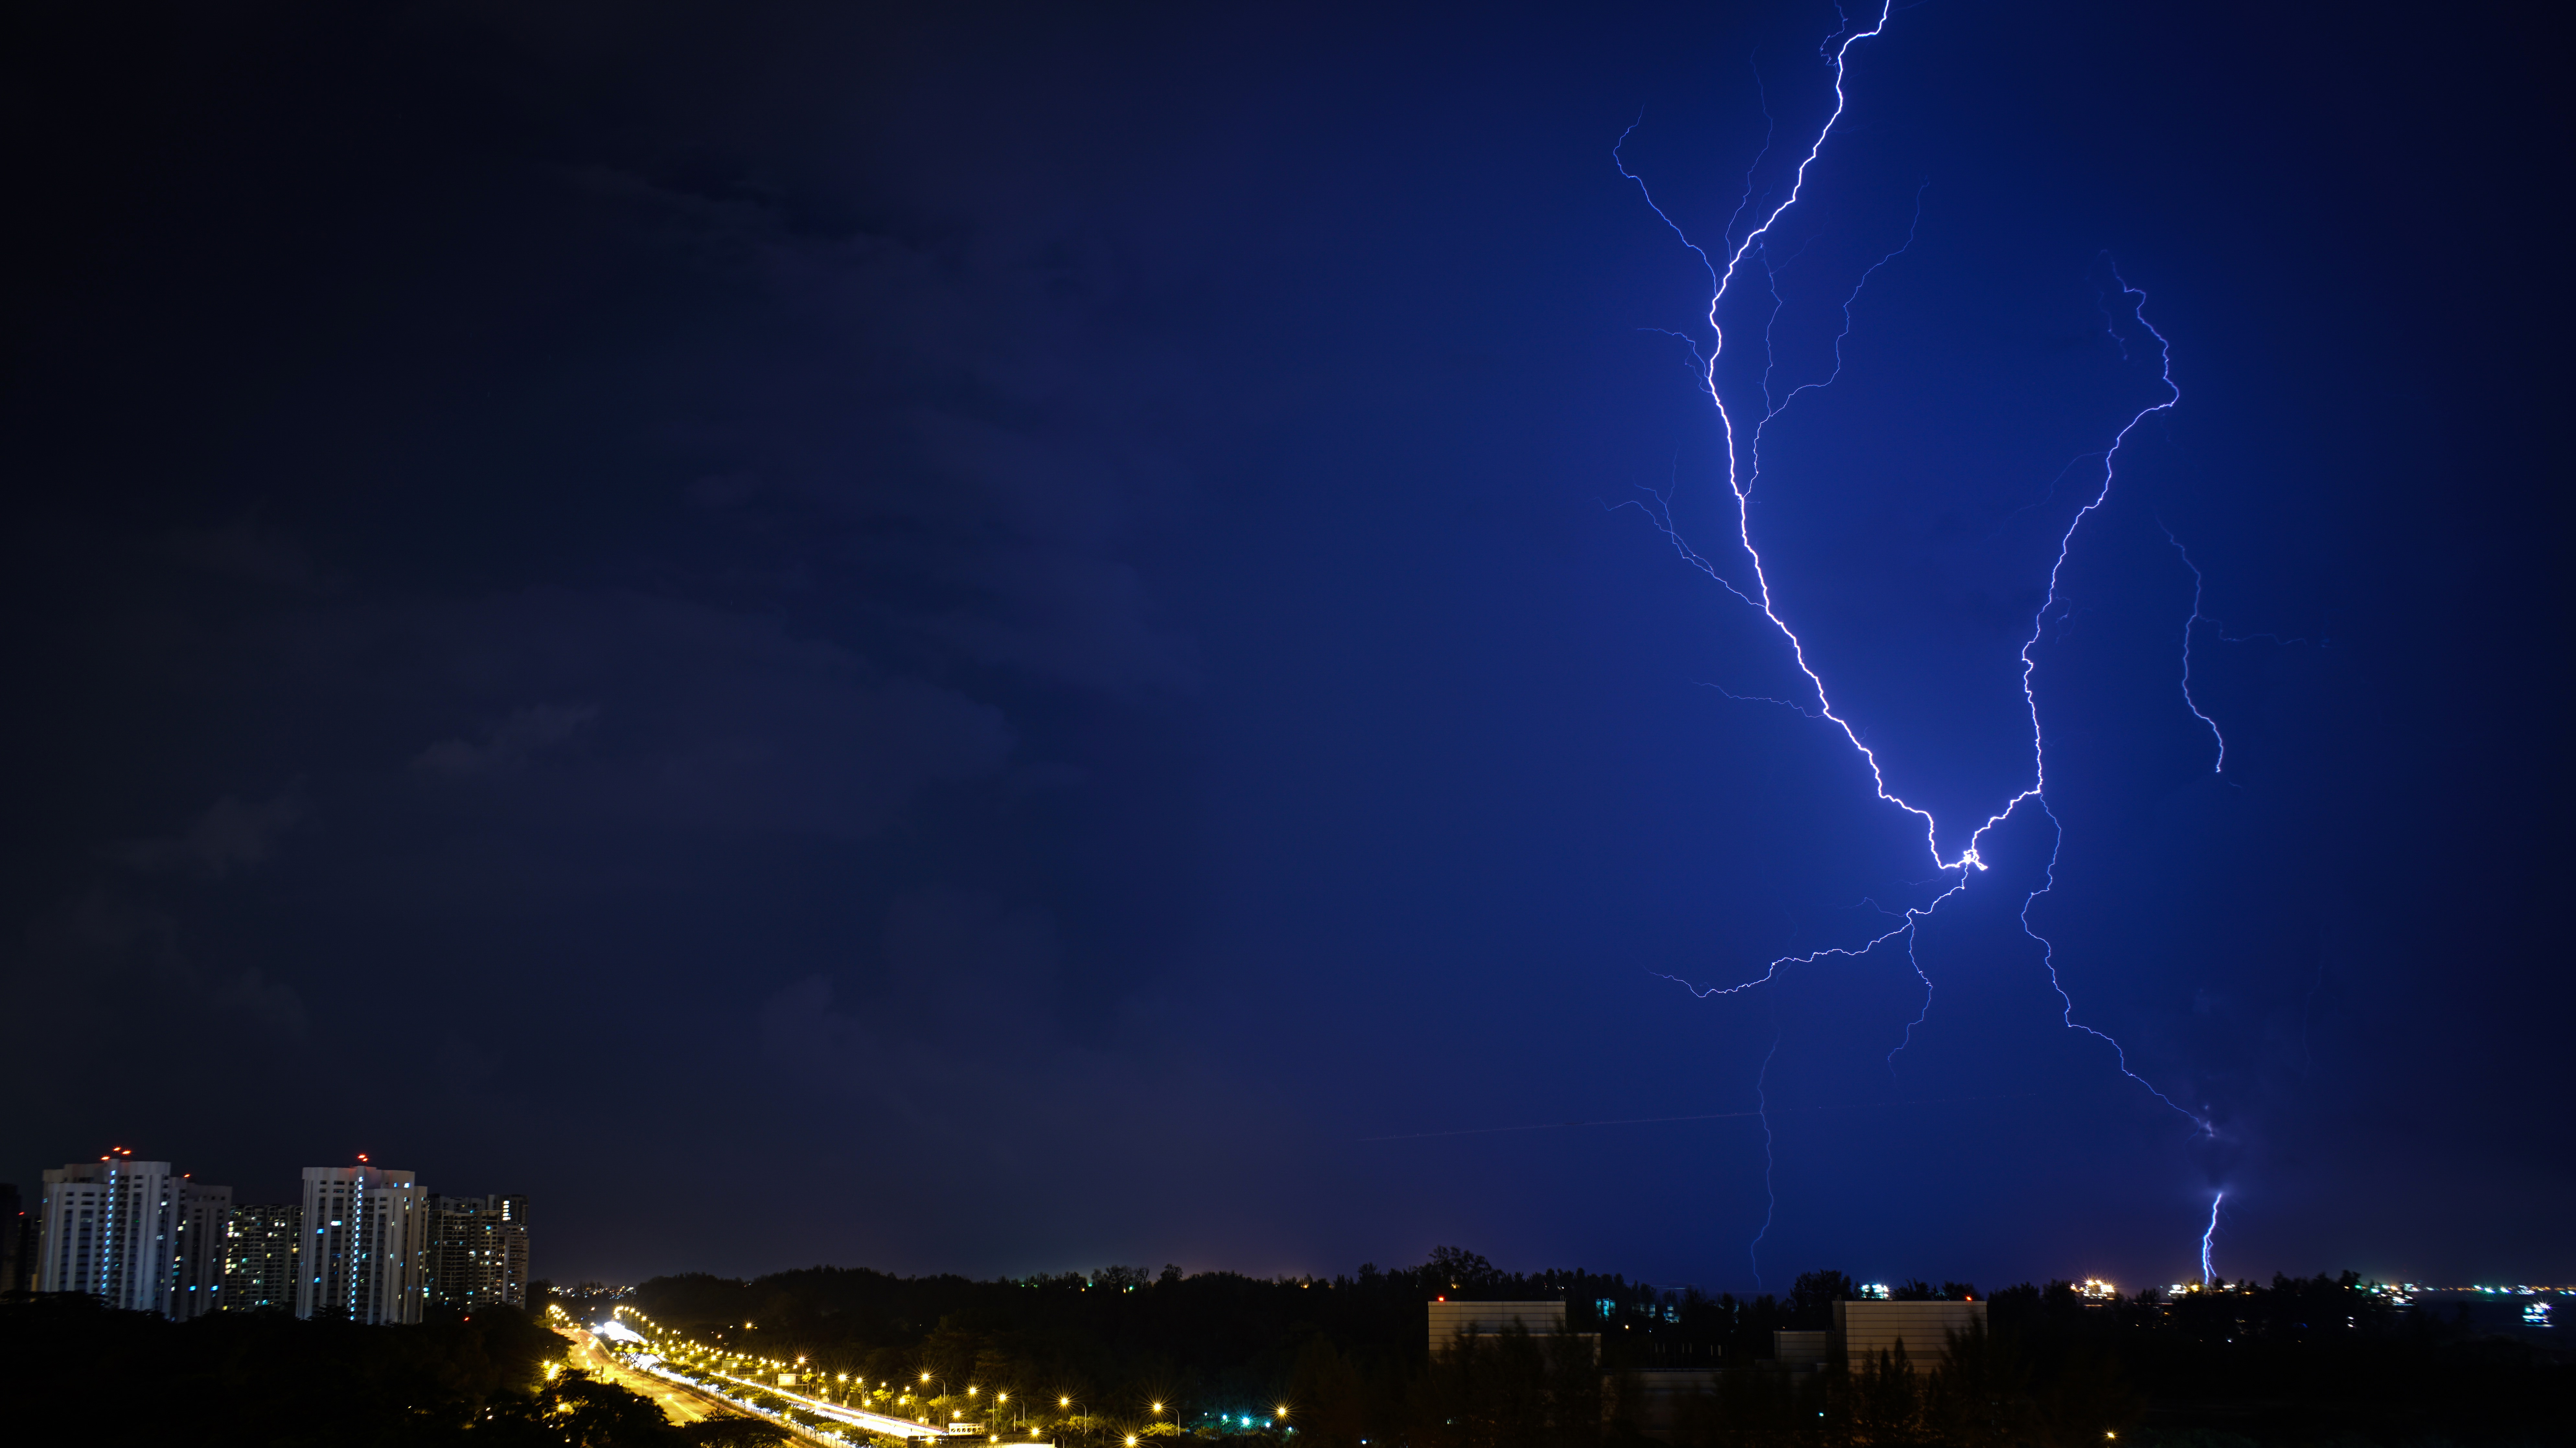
<box><xmin>295</xmin><ymin>1164</ymin><xmax>426</xmax><ymax>1325</ymax></box>
<box><xmin>169</xmin><ymin>1177</ymin><xmax>231</xmax><ymax>1319</ymax></box>
<box><xmin>423</xmin><ymin>1194</ymin><xmax>529</xmax><ymax>1310</ymax></box>
<box><xmin>35</xmin><ymin>1156</ymin><xmax>231</xmax><ymax>1317</ymax></box>
<box><xmin>223</xmin><ymin>1203</ymin><xmax>302</xmax><ymax>1312</ymax></box>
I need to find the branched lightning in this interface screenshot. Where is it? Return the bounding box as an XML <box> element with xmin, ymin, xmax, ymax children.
<box><xmin>1619</xmin><ymin>4</ymin><xmax>2001</xmax><ymax>881</ymax></box>
<box><xmin>1618</xmin><ymin>3</ymin><xmax>2232</xmax><ymax>1274</ymax></box>
<box><xmin>2200</xmin><ymin>1191</ymin><xmax>2225</xmax><ymax>1285</ymax></box>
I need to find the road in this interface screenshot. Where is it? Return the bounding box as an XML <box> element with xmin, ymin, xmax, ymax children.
<box><xmin>558</xmin><ymin>1327</ymin><xmax>723</xmax><ymax>1424</ymax></box>
<box><xmin>558</xmin><ymin>1329</ymin><xmax>910</xmax><ymax>1446</ymax></box>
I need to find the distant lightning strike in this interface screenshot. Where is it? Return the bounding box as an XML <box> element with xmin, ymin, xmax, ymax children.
<box><xmin>1618</xmin><ymin>5</ymin><xmax>2224</xmax><ymax>1275</ymax></box>
<box><xmin>1751</xmin><ymin>1029</ymin><xmax>1784</xmax><ymax>1288</ymax></box>
<box><xmin>2201</xmin><ymin>1192</ymin><xmax>2225</xmax><ymax>1285</ymax></box>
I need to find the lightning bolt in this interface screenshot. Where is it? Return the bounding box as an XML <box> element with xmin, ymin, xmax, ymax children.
<box><xmin>2201</xmin><ymin>1191</ymin><xmax>2225</xmax><ymax>1285</ymax></box>
<box><xmin>1619</xmin><ymin>3</ymin><xmax>2224</xmax><ymax>1275</ymax></box>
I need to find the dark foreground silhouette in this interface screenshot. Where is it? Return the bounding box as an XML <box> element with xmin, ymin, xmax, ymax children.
<box><xmin>3</xmin><ymin>1254</ymin><xmax>2565</xmax><ymax>1447</ymax></box>
<box><xmin>0</xmin><ymin>1291</ymin><xmax>783</xmax><ymax>1448</ymax></box>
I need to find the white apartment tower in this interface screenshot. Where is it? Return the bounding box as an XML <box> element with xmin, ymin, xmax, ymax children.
<box><xmin>36</xmin><ymin>1155</ymin><xmax>232</xmax><ymax>1317</ymax></box>
<box><xmin>295</xmin><ymin>1163</ymin><xmax>427</xmax><ymax>1324</ymax></box>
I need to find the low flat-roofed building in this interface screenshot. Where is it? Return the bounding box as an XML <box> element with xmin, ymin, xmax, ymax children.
<box><xmin>1834</xmin><ymin>1299</ymin><xmax>1984</xmax><ymax>1363</ymax></box>
<box><xmin>1774</xmin><ymin>1329</ymin><xmax>1830</xmax><ymax>1369</ymax></box>
<box><xmin>1426</xmin><ymin>1299</ymin><xmax>1602</xmax><ymax>1361</ymax></box>
<box><xmin>1611</xmin><ymin>1368</ymin><xmax>1720</xmax><ymax>1437</ymax></box>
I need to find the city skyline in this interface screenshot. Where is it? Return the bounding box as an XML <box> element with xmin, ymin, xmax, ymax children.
<box><xmin>9</xmin><ymin>1149</ymin><xmax>526</xmax><ymax>1321</ymax></box>
<box><xmin>9</xmin><ymin>1141</ymin><xmax>2558</xmax><ymax>1302</ymax></box>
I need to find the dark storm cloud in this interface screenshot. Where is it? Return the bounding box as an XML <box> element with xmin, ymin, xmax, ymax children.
<box><xmin>413</xmin><ymin>704</ymin><xmax>598</xmax><ymax>780</ymax></box>
<box><xmin>3</xmin><ymin>0</ymin><xmax>1217</xmax><ymax>1254</ymax></box>
<box><xmin>559</xmin><ymin>153</ymin><xmax>1203</xmax><ymax>696</ymax></box>
<box><xmin>756</xmin><ymin>892</ymin><xmax>1110</xmax><ymax>1141</ymax></box>
<box><xmin>384</xmin><ymin>590</ymin><xmax>1012</xmax><ymax>835</ymax></box>
<box><xmin>114</xmin><ymin>789</ymin><xmax>310</xmax><ymax>878</ymax></box>
<box><xmin>20</xmin><ymin>889</ymin><xmax>311</xmax><ymax>1043</ymax></box>
<box><xmin>3</xmin><ymin>0</ymin><xmax>2562</xmax><ymax>1290</ymax></box>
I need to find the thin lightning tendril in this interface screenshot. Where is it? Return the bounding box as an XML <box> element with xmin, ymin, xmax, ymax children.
<box><xmin>1892</xmin><ymin>926</ymin><xmax>1933</xmax><ymax>1073</ymax></box>
<box><xmin>1619</xmin><ymin>2</ymin><xmax>2228</xmax><ymax>1268</ymax></box>
<box><xmin>2162</xmin><ymin>520</ymin><xmax>2229</xmax><ymax>773</ymax></box>
<box><xmin>2161</xmin><ymin>520</ymin><xmax>2314</xmax><ymax>777</ymax></box>
<box><xmin>1750</xmin><ymin>1028</ymin><xmax>1783</xmax><ymax>1290</ymax></box>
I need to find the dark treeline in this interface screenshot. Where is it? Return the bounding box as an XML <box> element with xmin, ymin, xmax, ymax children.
<box><xmin>629</xmin><ymin>1245</ymin><xmax>1844</xmax><ymax>1387</ymax></box>
<box><xmin>1</xmin><ymin>1257</ymin><xmax>2564</xmax><ymax>1446</ymax></box>
<box><xmin>0</xmin><ymin>1291</ymin><xmax>782</xmax><ymax>1447</ymax></box>
<box><xmin>622</xmin><ymin>1253</ymin><xmax>2571</xmax><ymax>1448</ymax></box>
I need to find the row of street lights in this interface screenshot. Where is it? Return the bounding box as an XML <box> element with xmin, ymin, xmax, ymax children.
<box><xmin>597</xmin><ymin>1303</ymin><xmax>1290</xmax><ymax>1443</ymax></box>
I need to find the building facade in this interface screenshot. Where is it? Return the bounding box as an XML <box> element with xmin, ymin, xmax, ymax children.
<box><xmin>1831</xmin><ymin>1299</ymin><xmax>1986</xmax><ymax>1363</ymax></box>
<box><xmin>35</xmin><ymin>1157</ymin><xmax>231</xmax><ymax>1317</ymax></box>
<box><xmin>423</xmin><ymin>1193</ymin><xmax>529</xmax><ymax>1310</ymax></box>
<box><xmin>169</xmin><ymin>1178</ymin><xmax>231</xmax><ymax>1319</ymax></box>
<box><xmin>295</xmin><ymin>1164</ymin><xmax>426</xmax><ymax>1325</ymax></box>
<box><xmin>1426</xmin><ymin>1300</ymin><xmax>1599</xmax><ymax>1360</ymax></box>
<box><xmin>1427</xmin><ymin>1299</ymin><xmax>1566</xmax><ymax>1352</ymax></box>
<box><xmin>223</xmin><ymin>1203</ymin><xmax>302</xmax><ymax>1312</ymax></box>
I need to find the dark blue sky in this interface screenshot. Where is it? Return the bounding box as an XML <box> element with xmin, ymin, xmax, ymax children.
<box><xmin>5</xmin><ymin>0</ymin><xmax>2562</xmax><ymax>1294</ymax></box>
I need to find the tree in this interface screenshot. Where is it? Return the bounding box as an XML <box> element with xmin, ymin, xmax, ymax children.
<box><xmin>476</xmin><ymin>1370</ymin><xmax>683</xmax><ymax>1448</ymax></box>
<box><xmin>1924</xmin><ymin>1319</ymin><xmax>2033</xmax><ymax>1448</ymax></box>
<box><xmin>1426</xmin><ymin>1247</ymin><xmax>1501</xmax><ymax>1295</ymax></box>
<box><xmin>1788</xmin><ymin>1271</ymin><xmax>1856</xmax><ymax>1330</ymax></box>
<box><xmin>2034</xmin><ymin>1343</ymin><xmax>2138</xmax><ymax>1448</ymax></box>
<box><xmin>1289</xmin><ymin>1335</ymin><xmax>1370</xmax><ymax>1448</ymax></box>
<box><xmin>679</xmin><ymin>1417</ymin><xmax>791</xmax><ymax>1448</ymax></box>
<box><xmin>1854</xmin><ymin>1342</ymin><xmax>1922</xmax><ymax>1445</ymax></box>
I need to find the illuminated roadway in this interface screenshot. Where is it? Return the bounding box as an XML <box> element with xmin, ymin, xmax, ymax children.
<box><xmin>636</xmin><ymin>1357</ymin><xmax>971</xmax><ymax>1442</ymax></box>
<box><xmin>563</xmin><ymin>1325</ymin><xmax>987</xmax><ymax>1443</ymax></box>
<box><xmin>558</xmin><ymin>1327</ymin><xmax>724</xmax><ymax>1426</ymax></box>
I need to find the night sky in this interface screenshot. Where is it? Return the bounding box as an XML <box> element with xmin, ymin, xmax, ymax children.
<box><xmin>5</xmin><ymin>1</ymin><xmax>2563</xmax><ymax>1294</ymax></box>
